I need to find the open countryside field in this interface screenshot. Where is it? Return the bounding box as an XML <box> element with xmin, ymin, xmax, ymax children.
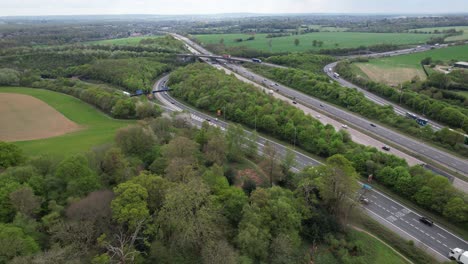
<box><xmin>86</xmin><ymin>35</ymin><xmax>161</xmax><ymax>45</ymax></box>
<box><xmin>410</xmin><ymin>26</ymin><xmax>468</xmax><ymax>42</ymax></box>
<box><xmin>195</xmin><ymin>32</ymin><xmax>434</xmax><ymax>53</ymax></box>
<box><xmin>0</xmin><ymin>87</ymin><xmax>133</xmax><ymax>157</ymax></box>
<box><xmin>0</xmin><ymin>93</ymin><xmax>81</xmax><ymax>142</ymax></box>
<box><xmin>355</xmin><ymin>44</ymin><xmax>468</xmax><ymax>85</ymax></box>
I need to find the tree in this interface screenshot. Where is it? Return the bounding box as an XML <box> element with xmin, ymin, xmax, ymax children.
<box><xmin>111</xmin><ymin>98</ymin><xmax>136</xmax><ymax>118</ymax></box>
<box><xmin>9</xmin><ymin>187</ymin><xmax>41</xmax><ymax>217</ymax></box>
<box><xmin>0</xmin><ymin>177</ymin><xmax>22</xmax><ymax>222</ymax></box>
<box><xmin>443</xmin><ymin>197</ymin><xmax>468</xmax><ymax>222</ymax></box>
<box><xmin>135</xmin><ymin>101</ymin><xmax>161</xmax><ymax>119</ymax></box>
<box><xmin>0</xmin><ymin>68</ymin><xmax>20</xmax><ymax>86</ymax></box>
<box><xmin>0</xmin><ymin>141</ymin><xmax>24</xmax><ymax>169</ymax></box>
<box><xmin>129</xmin><ymin>172</ymin><xmax>173</xmax><ymax>213</ymax></box>
<box><xmin>0</xmin><ymin>223</ymin><xmax>39</xmax><ymax>263</ymax></box>
<box><xmin>101</xmin><ymin>147</ymin><xmax>129</xmax><ymax>185</ymax></box>
<box><xmin>201</xmin><ymin>240</ymin><xmax>239</xmax><ymax>264</ymax></box>
<box><xmin>315</xmin><ymin>155</ymin><xmax>359</xmax><ymax>225</ymax></box>
<box><xmin>294</xmin><ymin>39</ymin><xmax>300</xmax><ymax>46</ymax></box>
<box><xmin>226</xmin><ymin>124</ymin><xmax>247</xmax><ymax>162</ymax></box>
<box><xmin>162</xmin><ymin>136</ymin><xmax>200</xmax><ymax>182</ymax></box>
<box><xmin>204</xmin><ymin>133</ymin><xmax>227</xmax><ymax>165</ymax></box>
<box><xmin>115</xmin><ymin>125</ymin><xmax>157</xmax><ymax>158</ymax></box>
<box><xmin>312</xmin><ymin>40</ymin><xmax>317</xmax><ymax>47</ymax></box>
<box><xmin>54</xmin><ymin>154</ymin><xmax>100</xmax><ymax>199</ymax></box>
<box><xmin>156</xmin><ymin>179</ymin><xmax>223</xmax><ymax>252</ymax></box>
<box><xmin>111</xmin><ymin>182</ymin><xmax>149</xmax><ymax>229</ymax></box>
<box><xmin>219</xmin><ymin>38</ymin><xmax>225</xmax><ymax>45</ymax></box>
<box><xmin>262</xmin><ymin>142</ymin><xmax>280</xmax><ymax>187</ymax></box>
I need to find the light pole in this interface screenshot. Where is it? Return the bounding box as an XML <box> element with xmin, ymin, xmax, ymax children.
<box><xmin>399</xmin><ymin>84</ymin><xmax>403</xmax><ymax>105</ymax></box>
<box><xmin>255</xmin><ymin>114</ymin><xmax>257</xmax><ymax>131</ymax></box>
<box><xmin>293</xmin><ymin>126</ymin><xmax>297</xmax><ymax>149</ymax></box>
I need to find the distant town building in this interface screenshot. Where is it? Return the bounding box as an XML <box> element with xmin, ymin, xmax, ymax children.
<box><xmin>454</xmin><ymin>61</ymin><xmax>468</xmax><ymax>69</ymax></box>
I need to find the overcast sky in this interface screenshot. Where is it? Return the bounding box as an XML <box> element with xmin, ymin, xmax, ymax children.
<box><xmin>1</xmin><ymin>0</ymin><xmax>467</xmax><ymax>16</ymax></box>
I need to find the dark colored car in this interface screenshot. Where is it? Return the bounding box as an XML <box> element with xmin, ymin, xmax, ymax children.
<box><xmin>382</xmin><ymin>145</ymin><xmax>390</xmax><ymax>151</ymax></box>
<box><xmin>292</xmin><ymin>101</ymin><xmax>297</xmax><ymax>104</ymax></box>
<box><xmin>205</xmin><ymin>118</ymin><xmax>211</xmax><ymax>122</ymax></box>
<box><xmin>370</xmin><ymin>123</ymin><xmax>376</xmax><ymax>127</ymax></box>
<box><xmin>320</xmin><ymin>104</ymin><xmax>324</xmax><ymax>107</ymax></box>
<box><xmin>419</xmin><ymin>217</ymin><xmax>433</xmax><ymax>226</ymax></box>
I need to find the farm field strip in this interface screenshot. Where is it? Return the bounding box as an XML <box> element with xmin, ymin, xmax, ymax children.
<box><xmin>195</xmin><ymin>32</ymin><xmax>435</xmax><ymax>52</ymax></box>
<box><xmin>0</xmin><ymin>87</ymin><xmax>133</xmax><ymax>157</ymax></box>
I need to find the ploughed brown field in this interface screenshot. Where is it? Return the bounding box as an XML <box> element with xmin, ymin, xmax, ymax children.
<box><xmin>0</xmin><ymin>93</ymin><xmax>81</xmax><ymax>142</ymax></box>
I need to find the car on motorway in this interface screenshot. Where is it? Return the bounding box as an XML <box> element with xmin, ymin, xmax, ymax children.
<box><xmin>359</xmin><ymin>197</ymin><xmax>369</xmax><ymax>205</ymax></box>
<box><xmin>292</xmin><ymin>101</ymin><xmax>297</xmax><ymax>104</ymax></box>
<box><xmin>419</xmin><ymin>216</ymin><xmax>434</xmax><ymax>226</ymax></box>
<box><xmin>319</xmin><ymin>104</ymin><xmax>324</xmax><ymax>107</ymax></box>
<box><xmin>274</xmin><ymin>83</ymin><xmax>279</xmax><ymax>86</ymax></box>
<box><xmin>382</xmin><ymin>145</ymin><xmax>391</xmax><ymax>151</ymax></box>
<box><xmin>341</xmin><ymin>124</ymin><xmax>348</xmax><ymax>129</ymax></box>
<box><xmin>205</xmin><ymin>118</ymin><xmax>211</xmax><ymax>122</ymax></box>
<box><xmin>170</xmin><ymin>101</ymin><xmax>175</xmax><ymax>104</ymax></box>
<box><xmin>370</xmin><ymin>123</ymin><xmax>376</xmax><ymax>127</ymax></box>
<box><xmin>316</xmin><ymin>115</ymin><xmax>321</xmax><ymax>119</ymax></box>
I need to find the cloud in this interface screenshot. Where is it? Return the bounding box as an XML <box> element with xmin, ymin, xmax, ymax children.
<box><xmin>0</xmin><ymin>0</ymin><xmax>466</xmax><ymax>16</ymax></box>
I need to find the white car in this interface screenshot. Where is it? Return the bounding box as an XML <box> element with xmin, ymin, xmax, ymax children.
<box><xmin>316</xmin><ymin>115</ymin><xmax>321</xmax><ymax>119</ymax></box>
<box><xmin>341</xmin><ymin>124</ymin><xmax>348</xmax><ymax>129</ymax></box>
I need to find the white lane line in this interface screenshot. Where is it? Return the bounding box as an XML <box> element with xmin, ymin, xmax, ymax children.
<box><xmin>391</xmin><ymin>206</ymin><xmax>398</xmax><ymax>210</ymax></box>
<box><xmin>431</xmin><ymin>236</ymin><xmax>435</xmax><ymax>240</ymax></box>
<box><xmin>438</xmin><ymin>233</ymin><xmax>447</xmax><ymax>239</ymax></box>
<box><xmin>437</xmin><ymin>240</ymin><xmax>441</xmax><ymax>243</ymax></box>
<box><xmin>364</xmin><ymin>208</ymin><xmax>448</xmax><ymax>260</ymax></box>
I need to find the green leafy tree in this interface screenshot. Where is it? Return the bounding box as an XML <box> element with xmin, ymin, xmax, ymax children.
<box><xmin>156</xmin><ymin>179</ymin><xmax>223</xmax><ymax>252</ymax></box>
<box><xmin>115</xmin><ymin>125</ymin><xmax>157</xmax><ymax>158</ymax></box>
<box><xmin>0</xmin><ymin>141</ymin><xmax>24</xmax><ymax>169</ymax></box>
<box><xmin>443</xmin><ymin>197</ymin><xmax>468</xmax><ymax>222</ymax></box>
<box><xmin>0</xmin><ymin>223</ymin><xmax>39</xmax><ymax>263</ymax></box>
<box><xmin>111</xmin><ymin>182</ymin><xmax>150</xmax><ymax>229</ymax></box>
<box><xmin>111</xmin><ymin>98</ymin><xmax>136</xmax><ymax>118</ymax></box>
<box><xmin>294</xmin><ymin>39</ymin><xmax>300</xmax><ymax>46</ymax></box>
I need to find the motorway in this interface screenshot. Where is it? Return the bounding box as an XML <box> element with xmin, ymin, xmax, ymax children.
<box><xmin>172</xmin><ymin>33</ymin><xmax>468</xmax><ymax>179</ymax></box>
<box><xmin>153</xmin><ymin>75</ymin><xmax>468</xmax><ymax>262</ymax></box>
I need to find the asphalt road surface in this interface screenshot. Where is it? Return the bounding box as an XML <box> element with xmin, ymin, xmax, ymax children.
<box><xmin>172</xmin><ymin>33</ymin><xmax>468</xmax><ymax>177</ymax></box>
<box><xmin>153</xmin><ymin>75</ymin><xmax>468</xmax><ymax>262</ymax></box>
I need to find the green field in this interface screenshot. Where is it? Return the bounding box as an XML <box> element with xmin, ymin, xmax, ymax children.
<box><xmin>86</xmin><ymin>35</ymin><xmax>161</xmax><ymax>45</ymax></box>
<box><xmin>0</xmin><ymin>87</ymin><xmax>133</xmax><ymax>157</ymax></box>
<box><xmin>355</xmin><ymin>44</ymin><xmax>468</xmax><ymax>84</ymax></box>
<box><xmin>195</xmin><ymin>32</ymin><xmax>434</xmax><ymax>53</ymax></box>
<box><xmin>410</xmin><ymin>26</ymin><xmax>468</xmax><ymax>42</ymax></box>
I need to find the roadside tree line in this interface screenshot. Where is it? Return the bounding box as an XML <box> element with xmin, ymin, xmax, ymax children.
<box><xmin>168</xmin><ymin>63</ymin><xmax>468</xmax><ymax>225</ymax></box>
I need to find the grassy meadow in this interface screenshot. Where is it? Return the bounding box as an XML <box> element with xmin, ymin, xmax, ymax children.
<box><xmin>355</xmin><ymin>44</ymin><xmax>468</xmax><ymax>84</ymax></box>
<box><xmin>86</xmin><ymin>35</ymin><xmax>161</xmax><ymax>45</ymax></box>
<box><xmin>194</xmin><ymin>32</ymin><xmax>434</xmax><ymax>53</ymax></box>
<box><xmin>0</xmin><ymin>87</ymin><xmax>133</xmax><ymax>157</ymax></box>
<box><xmin>410</xmin><ymin>26</ymin><xmax>468</xmax><ymax>42</ymax></box>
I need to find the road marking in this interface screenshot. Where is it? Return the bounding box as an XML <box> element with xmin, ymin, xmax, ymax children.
<box><xmin>391</xmin><ymin>206</ymin><xmax>397</xmax><ymax>210</ymax></box>
<box><xmin>437</xmin><ymin>240</ymin><xmax>441</xmax><ymax>243</ymax></box>
<box><xmin>438</xmin><ymin>233</ymin><xmax>447</xmax><ymax>239</ymax></box>
<box><xmin>365</xmin><ymin>209</ymin><xmax>448</xmax><ymax>260</ymax></box>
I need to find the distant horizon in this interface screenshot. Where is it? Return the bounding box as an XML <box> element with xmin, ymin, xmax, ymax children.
<box><xmin>1</xmin><ymin>0</ymin><xmax>467</xmax><ymax>17</ymax></box>
<box><xmin>1</xmin><ymin>12</ymin><xmax>468</xmax><ymax>19</ymax></box>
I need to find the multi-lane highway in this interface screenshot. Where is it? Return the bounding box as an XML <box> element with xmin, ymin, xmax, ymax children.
<box><xmin>153</xmin><ymin>75</ymin><xmax>468</xmax><ymax>262</ymax></box>
<box><xmin>172</xmin><ymin>33</ymin><xmax>468</xmax><ymax>179</ymax></box>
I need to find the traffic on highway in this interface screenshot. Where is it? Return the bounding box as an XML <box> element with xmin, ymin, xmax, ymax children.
<box><xmin>153</xmin><ymin>74</ymin><xmax>468</xmax><ymax>262</ymax></box>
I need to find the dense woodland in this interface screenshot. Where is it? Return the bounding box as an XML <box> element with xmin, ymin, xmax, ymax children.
<box><xmin>0</xmin><ymin>112</ymin><xmax>421</xmax><ymax>263</ymax></box>
<box><xmin>169</xmin><ymin>63</ymin><xmax>468</xmax><ymax>225</ymax></box>
<box><xmin>245</xmin><ymin>61</ymin><xmax>468</xmax><ymax>156</ymax></box>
